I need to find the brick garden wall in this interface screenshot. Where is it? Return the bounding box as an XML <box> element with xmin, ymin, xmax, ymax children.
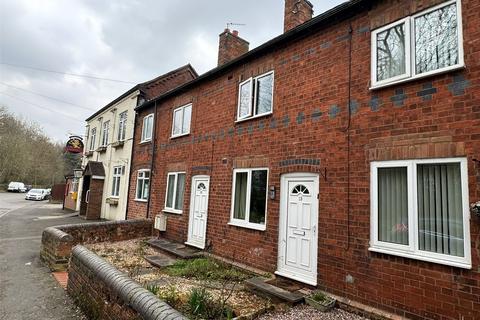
<box><xmin>40</xmin><ymin>219</ymin><xmax>152</xmax><ymax>271</ymax></box>
<box><xmin>127</xmin><ymin>0</ymin><xmax>480</xmax><ymax>318</ymax></box>
<box><xmin>67</xmin><ymin>246</ymin><xmax>186</xmax><ymax>320</ymax></box>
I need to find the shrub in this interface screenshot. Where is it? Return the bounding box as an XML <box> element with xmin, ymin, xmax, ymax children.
<box><xmin>186</xmin><ymin>287</ymin><xmax>235</xmax><ymax>320</ymax></box>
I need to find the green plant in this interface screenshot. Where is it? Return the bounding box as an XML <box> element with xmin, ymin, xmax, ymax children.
<box><xmin>310</xmin><ymin>291</ymin><xmax>328</xmax><ymax>302</ymax></box>
<box><xmin>164</xmin><ymin>258</ymin><xmax>250</xmax><ymax>281</ymax></box>
<box><xmin>186</xmin><ymin>287</ymin><xmax>235</xmax><ymax>319</ymax></box>
<box><xmin>158</xmin><ymin>285</ymin><xmax>181</xmax><ymax>308</ymax></box>
<box><xmin>145</xmin><ymin>284</ymin><xmax>160</xmax><ymax>295</ymax></box>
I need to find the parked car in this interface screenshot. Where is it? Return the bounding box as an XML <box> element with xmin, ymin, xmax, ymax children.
<box><xmin>25</xmin><ymin>189</ymin><xmax>48</xmax><ymax>201</ymax></box>
<box><xmin>7</xmin><ymin>182</ymin><xmax>27</xmax><ymax>192</ymax></box>
<box><xmin>25</xmin><ymin>184</ymin><xmax>33</xmax><ymax>191</ymax></box>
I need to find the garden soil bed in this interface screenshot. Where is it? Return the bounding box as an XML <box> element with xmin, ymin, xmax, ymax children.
<box><xmin>86</xmin><ymin>239</ymin><xmax>272</xmax><ymax>319</ymax></box>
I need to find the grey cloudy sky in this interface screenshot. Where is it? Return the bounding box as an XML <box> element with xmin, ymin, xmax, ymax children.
<box><xmin>0</xmin><ymin>0</ymin><xmax>344</xmax><ymax>142</ymax></box>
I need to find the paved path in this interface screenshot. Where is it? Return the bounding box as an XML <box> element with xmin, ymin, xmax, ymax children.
<box><xmin>0</xmin><ymin>192</ymin><xmax>87</xmax><ymax>320</ymax></box>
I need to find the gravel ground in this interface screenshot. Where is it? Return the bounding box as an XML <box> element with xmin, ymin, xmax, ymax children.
<box><xmin>87</xmin><ymin>239</ymin><xmax>271</xmax><ymax>317</ymax></box>
<box><xmin>258</xmin><ymin>305</ymin><xmax>367</xmax><ymax>320</ymax></box>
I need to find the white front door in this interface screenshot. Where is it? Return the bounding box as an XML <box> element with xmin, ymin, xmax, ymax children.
<box><xmin>186</xmin><ymin>175</ymin><xmax>210</xmax><ymax>249</ymax></box>
<box><xmin>277</xmin><ymin>173</ymin><xmax>319</xmax><ymax>286</ymax></box>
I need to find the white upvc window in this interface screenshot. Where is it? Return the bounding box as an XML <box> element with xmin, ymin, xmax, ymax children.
<box><xmin>135</xmin><ymin>169</ymin><xmax>150</xmax><ymax>201</ymax></box>
<box><xmin>118</xmin><ymin>111</ymin><xmax>128</xmax><ymax>141</ymax></box>
<box><xmin>229</xmin><ymin>168</ymin><xmax>268</xmax><ymax>231</ymax></box>
<box><xmin>164</xmin><ymin>172</ymin><xmax>186</xmax><ymax>213</ymax></box>
<box><xmin>171</xmin><ymin>104</ymin><xmax>192</xmax><ymax>138</ymax></box>
<box><xmin>111</xmin><ymin>166</ymin><xmax>122</xmax><ymax>197</ymax></box>
<box><xmin>89</xmin><ymin>128</ymin><xmax>96</xmax><ymax>151</ymax></box>
<box><xmin>141</xmin><ymin>114</ymin><xmax>154</xmax><ymax>142</ymax></box>
<box><xmin>371</xmin><ymin>0</ymin><xmax>464</xmax><ymax>88</ymax></box>
<box><xmin>237</xmin><ymin>71</ymin><xmax>274</xmax><ymax>121</ymax></box>
<box><xmin>370</xmin><ymin>158</ymin><xmax>471</xmax><ymax>268</ymax></box>
<box><xmin>101</xmin><ymin>121</ymin><xmax>110</xmax><ymax>147</ymax></box>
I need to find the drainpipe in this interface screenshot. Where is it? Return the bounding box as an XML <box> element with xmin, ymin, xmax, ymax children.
<box><xmin>125</xmin><ymin>112</ymin><xmax>136</xmax><ymax>220</ymax></box>
<box><xmin>344</xmin><ymin>24</ymin><xmax>353</xmax><ymax>251</ymax></box>
<box><xmin>146</xmin><ymin>101</ymin><xmax>158</xmax><ymax>219</ymax></box>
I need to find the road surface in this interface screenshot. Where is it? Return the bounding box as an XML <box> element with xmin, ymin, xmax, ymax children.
<box><xmin>0</xmin><ymin>192</ymin><xmax>87</xmax><ymax>320</ymax></box>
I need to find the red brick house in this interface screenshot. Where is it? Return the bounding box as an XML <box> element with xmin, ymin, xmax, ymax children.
<box><xmin>127</xmin><ymin>0</ymin><xmax>480</xmax><ymax>318</ymax></box>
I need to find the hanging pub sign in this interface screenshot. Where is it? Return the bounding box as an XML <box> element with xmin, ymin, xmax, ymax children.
<box><xmin>65</xmin><ymin>136</ymin><xmax>84</xmax><ymax>154</ymax></box>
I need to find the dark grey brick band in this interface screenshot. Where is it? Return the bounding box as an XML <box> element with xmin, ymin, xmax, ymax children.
<box><xmin>71</xmin><ymin>245</ymin><xmax>187</xmax><ymax>320</ymax></box>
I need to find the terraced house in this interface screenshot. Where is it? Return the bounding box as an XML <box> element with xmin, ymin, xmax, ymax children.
<box><xmin>77</xmin><ymin>65</ymin><xmax>197</xmax><ymax>220</ymax></box>
<box><xmin>127</xmin><ymin>0</ymin><xmax>480</xmax><ymax>318</ymax></box>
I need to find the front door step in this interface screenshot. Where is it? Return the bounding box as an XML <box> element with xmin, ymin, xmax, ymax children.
<box><xmin>144</xmin><ymin>254</ymin><xmax>176</xmax><ymax>268</ymax></box>
<box><xmin>147</xmin><ymin>238</ymin><xmax>203</xmax><ymax>259</ymax></box>
<box><xmin>244</xmin><ymin>277</ymin><xmax>305</xmax><ymax>305</ymax></box>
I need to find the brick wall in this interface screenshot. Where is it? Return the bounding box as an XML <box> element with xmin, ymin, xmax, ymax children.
<box><xmin>127</xmin><ymin>0</ymin><xmax>480</xmax><ymax>318</ymax></box>
<box><xmin>40</xmin><ymin>219</ymin><xmax>152</xmax><ymax>271</ymax></box>
<box><xmin>67</xmin><ymin>246</ymin><xmax>185</xmax><ymax>320</ymax></box>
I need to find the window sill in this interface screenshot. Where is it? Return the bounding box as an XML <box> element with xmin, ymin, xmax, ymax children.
<box><xmin>235</xmin><ymin>112</ymin><xmax>272</xmax><ymax>124</ymax></box>
<box><xmin>170</xmin><ymin>133</ymin><xmax>190</xmax><ymax>140</ymax></box>
<box><xmin>139</xmin><ymin>139</ymin><xmax>152</xmax><ymax>145</ymax></box>
<box><xmin>162</xmin><ymin>208</ymin><xmax>182</xmax><ymax>215</ymax></box>
<box><xmin>370</xmin><ymin>64</ymin><xmax>465</xmax><ymax>91</ymax></box>
<box><xmin>227</xmin><ymin>221</ymin><xmax>266</xmax><ymax>231</ymax></box>
<box><xmin>368</xmin><ymin>246</ymin><xmax>471</xmax><ymax>269</ymax></box>
<box><xmin>112</xmin><ymin>141</ymin><xmax>125</xmax><ymax>148</ymax></box>
<box><xmin>134</xmin><ymin>198</ymin><xmax>148</xmax><ymax>203</ymax></box>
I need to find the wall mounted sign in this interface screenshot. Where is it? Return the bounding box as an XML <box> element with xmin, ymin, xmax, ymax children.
<box><xmin>65</xmin><ymin>136</ymin><xmax>84</xmax><ymax>154</ymax></box>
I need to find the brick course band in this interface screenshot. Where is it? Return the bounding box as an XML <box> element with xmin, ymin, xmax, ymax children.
<box><xmin>68</xmin><ymin>245</ymin><xmax>187</xmax><ymax>320</ymax></box>
<box><xmin>40</xmin><ymin>219</ymin><xmax>152</xmax><ymax>271</ymax></box>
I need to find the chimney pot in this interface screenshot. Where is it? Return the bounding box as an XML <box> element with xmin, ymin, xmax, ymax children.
<box><xmin>217</xmin><ymin>29</ymin><xmax>249</xmax><ymax>66</ymax></box>
<box><xmin>284</xmin><ymin>0</ymin><xmax>314</xmax><ymax>33</ymax></box>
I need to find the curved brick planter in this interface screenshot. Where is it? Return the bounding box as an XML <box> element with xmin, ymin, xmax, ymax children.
<box><xmin>68</xmin><ymin>245</ymin><xmax>187</xmax><ymax>320</ymax></box>
<box><xmin>40</xmin><ymin>219</ymin><xmax>152</xmax><ymax>271</ymax></box>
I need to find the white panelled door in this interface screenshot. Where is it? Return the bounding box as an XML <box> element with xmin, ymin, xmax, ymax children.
<box><xmin>277</xmin><ymin>173</ymin><xmax>319</xmax><ymax>286</ymax></box>
<box><xmin>186</xmin><ymin>175</ymin><xmax>210</xmax><ymax>249</ymax></box>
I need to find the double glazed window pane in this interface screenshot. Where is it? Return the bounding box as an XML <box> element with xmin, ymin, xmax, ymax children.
<box><xmin>376</xmin><ymin>23</ymin><xmax>406</xmax><ymax>81</ymax></box>
<box><xmin>249</xmin><ymin>170</ymin><xmax>267</xmax><ymax>224</ymax></box>
<box><xmin>255</xmin><ymin>74</ymin><xmax>273</xmax><ymax>115</ymax></box>
<box><xmin>173</xmin><ymin>110</ymin><xmax>183</xmax><ymax>136</ymax></box>
<box><xmin>415</xmin><ymin>3</ymin><xmax>458</xmax><ymax>74</ymax></box>
<box><xmin>166</xmin><ymin>175</ymin><xmax>176</xmax><ymax>208</ymax></box>
<box><xmin>174</xmin><ymin>173</ymin><xmax>185</xmax><ymax>210</ymax></box>
<box><xmin>233</xmin><ymin>172</ymin><xmax>248</xmax><ymax>219</ymax></box>
<box><xmin>378</xmin><ymin>167</ymin><xmax>409</xmax><ymax>245</ymax></box>
<box><xmin>238</xmin><ymin>81</ymin><xmax>252</xmax><ymax>118</ymax></box>
<box><xmin>417</xmin><ymin>163</ymin><xmax>464</xmax><ymax>257</ymax></box>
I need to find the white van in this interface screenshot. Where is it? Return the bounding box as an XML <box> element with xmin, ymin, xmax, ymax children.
<box><xmin>7</xmin><ymin>182</ymin><xmax>27</xmax><ymax>192</ymax></box>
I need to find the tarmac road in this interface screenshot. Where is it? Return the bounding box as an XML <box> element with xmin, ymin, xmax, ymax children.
<box><xmin>0</xmin><ymin>192</ymin><xmax>87</xmax><ymax>320</ymax></box>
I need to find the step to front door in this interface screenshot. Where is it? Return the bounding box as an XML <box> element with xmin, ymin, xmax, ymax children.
<box><xmin>244</xmin><ymin>276</ymin><xmax>305</xmax><ymax>305</ymax></box>
<box><xmin>147</xmin><ymin>238</ymin><xmax>203</xmax><ymax>259</ymax></box>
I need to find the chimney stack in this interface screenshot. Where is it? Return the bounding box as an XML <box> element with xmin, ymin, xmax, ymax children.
<box><xmin>217</xmin><ymin>28</ymin><xmax>249</xmax><ymax>66</ymax></box>
<box><xmin>284</xmin><ymin>0</ymin><xmax>314</xmax><ymax>32</ymax></box>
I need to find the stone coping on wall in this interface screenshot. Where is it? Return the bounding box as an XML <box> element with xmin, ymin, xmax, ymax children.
<box><xmin>40</xmin><ymin>219</ymin><xmax>152</xmax><ymax>271</ymax></box>
<box><xmin>68</xmin><ymin>245</ymin><xmax>187</xmax><ymax>320</ymax></box>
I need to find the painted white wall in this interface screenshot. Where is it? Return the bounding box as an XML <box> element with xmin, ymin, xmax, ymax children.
<box><xmin>76</xmin><ymin>90</ymin><xmax>139</xmax><ymax>220</ymax></box>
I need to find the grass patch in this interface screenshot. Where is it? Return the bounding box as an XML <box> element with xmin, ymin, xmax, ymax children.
<box><xmin>164</xmin><ymin>258</ymin><xmax>251</xmax><ymax>282</ymax></box>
